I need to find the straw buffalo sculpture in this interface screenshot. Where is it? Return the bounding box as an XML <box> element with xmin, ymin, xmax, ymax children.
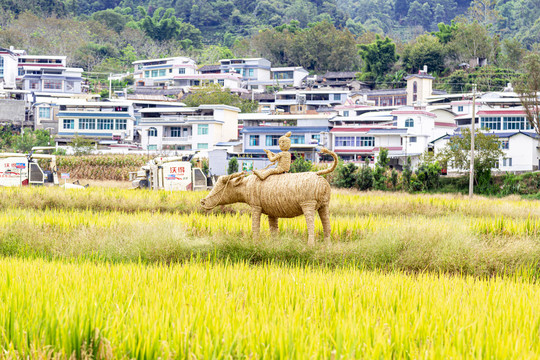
<box><xmin>200</xmin><ymin>147</ymin><xmax>338</xmax><ymax>245</ymax></box>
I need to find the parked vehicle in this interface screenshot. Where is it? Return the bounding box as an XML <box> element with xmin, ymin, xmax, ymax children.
<box><xmin>129</xmin><ymin>155</ymin><xmax>210</xmax><ymax>191</ymax></box>
<box><xmin>0</xmin><ymin>151</ymin><xmax>59</xmax><ymax>187</ymax></box>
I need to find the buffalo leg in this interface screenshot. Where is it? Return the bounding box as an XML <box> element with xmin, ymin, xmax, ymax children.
<box><xmin>252</xmin><ymin>206</ymin><xmax>262</xmax><ymax>239</ymax></box>
<box><xmin>318</xmin><ymin>205</ymin><xmax>331</xmax><ymax>242</ymax></box>
<box><xmin>268</xmin><ymin>216</ymin><xmax>279</xmax><ymax>236</ymax></box>
<box><xmin>301</xmin><ymin>201</ymin><xmax>317</xmax><ymax>246</ymax></box>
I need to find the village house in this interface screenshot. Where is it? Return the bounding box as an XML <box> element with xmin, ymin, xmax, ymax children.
<box><xmin>54</xmin><ymin>99</ymin><xmax>136</xmax><ymax>146</ymax></box>
<box><xmin>137</xmin><ymin>104</ymin><xmax>239</xmax><ymax>152</ymax></box>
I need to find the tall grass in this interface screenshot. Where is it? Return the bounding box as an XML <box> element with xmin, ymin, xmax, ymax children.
<box><xmin>3</xmin><ymin>187</ymin><xmax>540</xmax><ymax>219</ymax></box>
<box><xmin>2</xmin><ymin>207</ymin><xmax>540</xmax><ymax>276</ymax></box>
<box><xmin>2</xmin><ymin>257</ymin><xmax>540</xmax><ymax>359</ymax></box>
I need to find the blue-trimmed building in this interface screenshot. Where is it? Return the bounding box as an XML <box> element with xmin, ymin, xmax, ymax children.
<box><xmin>55</xmin><ymin>100</ymin><xmax>135</xmax><ymax>145</ymax></box>
<box><xmin>239</xmin><ymin>113</ymin><xmax>333</xmax><ymax>162</ymax></box>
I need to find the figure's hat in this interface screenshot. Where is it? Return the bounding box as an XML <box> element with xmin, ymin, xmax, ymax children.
<box><xmin>280</xmin><ymin>131</ymin><xmax>292</xmax><ymax>141</ymax></box>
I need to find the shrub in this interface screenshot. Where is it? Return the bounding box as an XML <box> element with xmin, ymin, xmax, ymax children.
<box><xmin>290</xmin><ymin>153</ymin><xmax>312</xmax><ymax>173</ymax></box>
<box><xmin>501</xmin><ymin>172</ymin><xmax>520</xmax><ymax>196</ymax></box>
<box><xmin>227</xmin><ymin>157</ymin><xmax>239</xmax><ymax>175</ymax></box>
<box><xmin>333</xmin><ymin>162</ymin><xmax>358</xmax><ymax>188</ymax></box>
<box><xmin>402</xmin><ymin>157</ymin><xmax>412</xmax><ymax>191</ymax></box>
<box><xmin>357</xmin><ymin>159</ymin><xmax>373</xmax><ymax>190</ymax></box>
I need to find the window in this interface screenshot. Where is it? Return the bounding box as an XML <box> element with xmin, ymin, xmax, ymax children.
<box><xmin>115</xmin><ymin>119</ymin><xmax>127</xmax><ymax>130</ymax></box>
<box><xmin>343</xmin><ymin>111</ymin><xmax>349</xmax><ymax>117</ymax></box>
<box><xmin>291</xmin><ymin>135</ymin><xmax>305</xmax><ymax>144</ymax></box>
<box><xmin>148</xmin><ymin>127</ymin><xmax>157</xmax><ymax>137</ymax></box>
<box><xmin>137</xmin><ymin>65</ymin><xmax>143</xmax><ymax>70</ymax></box>
<box><xmin>97</xmin><ymin>119</ymin><xmax>114</xmax><ymax>130</ymax></box>
<box><xmin>198</xmin><ymin>124</ymin><xmax>209</xmax><ymax>135</ymax></box>
<box><xmin>43</xmin><ymin>79</ymin><xmax>62</xmax><ymax>90</ymax></box>
<box><xmin>481</xmin><ymin>117</ymin><xmax>501</xmax><ymax>130</ymax></box>
<box><xmin>29</xmin><ymin>80</ymin><xmax>39</xmax><ymax>90</ymax></box>
<box><xmin>63</xmin><ymin>119</ymin><xmax>74</xmax><ymax>129</ymax></box>
<box><xmin>0</xmin><ymin>56</ymin><xmax>3</xmax><ymax>76</ymax></box>
<box><xmin>500</xmin><ymin>140</ymin><xmax>509</xmax><ymax>150</ymax></box>
<box><xmin>198</xmin><ymin>143</ymin><xmax>208</xmax><ymax>149</ymax></box>
<box><xmin>79</xmin><ymin>118</ymin><xmax>96</xmax><ymax>130</ymax></box>
<box><xmin>335</xmin><ymin>136</ymin><xmax>355</xmax><ymax>147</ymax></box>
<box><xmin>410</xmin><ymin>137</ymin><xmax>417</xmax><ymax>143</ymax></box>
<box><xmin>311</xmin><ymin>134</ymin><xmax>320</xmax><ymax>143</ymax></box>
<box><xmin>405</xmin><ymin>118</ymin><xmax>414</xmax><ymax>127</ymax></box>
<box><xmin>333</xmin><ymin>94</ymin><xmax>342</xmax><ymax>101</ymax></box>
<box><xmin>159</xmin><ymin>69</ymin><xmax>166</xmax><ymax>77</ymax></box>
<box><xmin>458</xmin><ymin>106</ymin><xmax>464</xmax><ymax>112</ymax></box>
<box><xmin>39</xmin><ymin>107</ymin><xmax>51</xmax><ymax>119</ymax></box>
<box><xmin>249</xmin><ymin>135</ymin><xmax>259</xmax><ymax>146</ymax></box>
<box><xmin>509</xmin><ymin>158</ymin><xmax>512</xmax><ymax>166</ymax></box>
<box><xmin>151</xmin><ymin>70</ymin><xmax>158</xmax><ymax>77</ymax></box>
<box><xmin>218</xmin><ymin>79</ymin><xmax>224</xmax><ymax>86</ymax></box>
<box><xmin>178</xmin><ymin>68</ymin><xmax>185</xmax><ymax>74</ymax></box>
<box><xmin>266</xmin><ymin>135</ymin><xmax>280</xmax><ymax>146</ymax></box>
<box><xmin>169</xmin><ymin>69</ymin><xmax>172</xmax><ymax>73</ymax></box>
<box><xmin>503</xmin><ymin>158</ymin><xmax>512</xmax><ymax>167</ymax></box>
<box><xmin>355</xmin><ymin>136</ymin><xmax>374</xmax><ymax>147</ymax></box>
<box><xmin>248</xmin><ymin>69</ymin><xmax>254</xmax><ymax>77</ymax></box>
<box><xmin>144</xmin><ymin>71</ymin><xmax>150</xmax><ymax>78</ymax></box>
<box><xmin>504</xmin><ymin>116</ymin><xmax>531</xmax><ymax>130</ymax></box>
<box><xmin>171</xmin><ymin>127</ymin><xmax>182</xmax><ymax>137</ymax></box>
<box><xmin>413</xmin><ymin>81</ymin><xmax>418</xmax><ymax>102</ymax></box>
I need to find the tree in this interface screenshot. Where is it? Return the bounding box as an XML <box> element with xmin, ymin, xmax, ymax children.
<box><xmin>333</xmin><ymin>162</ymin><xmax>357</xmax><ymax>188</ymax></box>
<box><xmin>290</xmin><ymin>153</ymin><xmax>312</xmax><ymax>173</ymax></box>
<box><xmin>447</xmin><ymin>21</ymin><xmax>496</xmax><ymax>64</ymax></box>
<box><xmin>357</xmin><ymin>159</ymin><xmax>373</xmax><ymax>190</ymax></box>
<box><xmin>357</xmin><ymin>35</ymin><xmax>398</xmax><ymax>85</ymax></box>
<box><xmin>466</xmin><ymin>0</ymin><xmax>500</xmax><ymax>28</ymax></box>
<box><xmin>13</xmin><ymin>129</ymin><xmax>53</xmax><ymax>153</ymax></box>
<box><xmin>71</xmin><ymin>135</ymin><xmax>94</xmax><ymax>156</ymax></box>
<box><xmin>227</xmin><ymin>157</ymin><xmax>239</xmax><ymax>175</ymax></box>
<box><xmin>401</xmin><ymin>34</ymin><xmax>446</xmax><ymax>74</ymax></box>
<box><xmin>437</xmin><ymin>128</ymin><xmax>503</xmax><ymax>188</ymax></box>
<box><xmin>135</xmin><ymin>6</ymin><xmax>202</xmax><ymax>47</ymax></box>
<box><xmin>373</xmin><ymin>148</ymin><xmax>389</xmax><ymax>190</ymax></box>
<box><xmin>92</xmin><ymin>9</ymin><xmax>130</xmax><ymax>33</ymax></box>
<box><xmin>516</xmin><ymin>53</ymin><xmax>540</xmax><ymax>136</ymax></box>
<box><xmin>415</xmin><ymin>152</ymin><xmax>442</xmax><ymax>191</ymax></box>
<box><xmin>402</xmin><ymin>156</ymin><xmax>413</xmax><ymax>191</ymax></box>
<box><xmin>431</xmin><ymin>20</ymin><xmax>459</xmax><ymax>44</ymax></box>
<box><xmin>183</xmin><ymin>84</ymin><xmax>258</xmax><ymax>113</ymax></box>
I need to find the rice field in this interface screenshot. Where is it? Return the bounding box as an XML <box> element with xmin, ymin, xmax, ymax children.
<box><xmin>2</xmin><ymin>186</ymin><xmax>540</xmax><ymax>358</ymax></box>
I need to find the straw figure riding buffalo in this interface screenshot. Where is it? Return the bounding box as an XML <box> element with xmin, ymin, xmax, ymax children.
<box><xmin>200</xmin><ymin>138</ymin><xmax>338</xmax><ymax>245</ymax></box>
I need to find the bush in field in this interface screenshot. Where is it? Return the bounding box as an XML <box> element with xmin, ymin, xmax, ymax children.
<box><xmin>357</xmin><ymin>159</ymin><xmax>373</xmax><ymax>190</ymax></box>
<box><xmin>373</xmin><ymin>148</ymin><xmax>389</xmax><ymax>190</ymax></box>
<box><xmin>402</xmin><ymin>156</ymin><xmax>412</xmax><ymax>191</ymax></box>
<box><xmin>290</xmin><ymin>152</ymin><xmax>312</xmax><ymax>173</ymax></box>
<box><xmin>390</xmin><ymin>169</ymin><xmax>398</xmax><ymax>189</ymax></box>
<box><xmin>416</xmin><ymin>152</ymin><xmax>442</xmax><ymax>191</ymax></box>
<box><xmin>333</xmin><ymin>161</ymin><xmax>357</xmax><ymax>188</ymax></box>
<box><xmin>227</xmin><ymin>157</ymin><xmax>239</xmax><ymax>175</ymax></box>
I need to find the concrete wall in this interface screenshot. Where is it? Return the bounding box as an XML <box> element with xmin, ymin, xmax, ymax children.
<box><xmin>0</xmin><ymin>99</ymin><xmax>26</xmax><ymax>125</ymax></box>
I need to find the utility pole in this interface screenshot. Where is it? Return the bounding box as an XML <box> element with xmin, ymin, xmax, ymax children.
<box><xmin>469</xmin><ymin>84</ymin><xmax>477</xmax><ymax>199</ymax></box>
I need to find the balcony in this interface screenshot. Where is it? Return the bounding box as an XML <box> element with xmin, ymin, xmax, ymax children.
<box><xmin>186</xmin><ymin>115</ymin><xmax>215</xmax><ymax>121</ymax></box>
<box><xmin>162</xmin><ymin>136</ymin><xmax>193</xmax><ymax>144</ymax></box>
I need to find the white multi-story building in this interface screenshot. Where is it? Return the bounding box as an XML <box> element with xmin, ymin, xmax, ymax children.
<box><xmin>133</xmin><ymin>57</ymin><xmax>198</xmax><ymax>88</ymax></box>
<box><xmin>431</xmin><ymin>91</ymin><xmax>540</xmax><ymax>172</ymax></box>
<box><xmin>0</xmin><ymin>47</ymin><xmax>19</xmax><ymax>89</ymax></box>
<box><xmin>17</xmin><ymin>54</ymin><xmax>83</xmax><ymax>94</ymax></box>
<box><xmin>275</xmin><ymin>89</ymin><xmax>350</xmax><ymax>114</ymax></box>
<box><xmin>55</xmin><ymin>100</ymin><xmax>136</xmax><ymax>145</ymax></box>
<box><xmin>138</xmin><ymin>104</ymin><xmax>240</xmax><ymax>151</ymax></box>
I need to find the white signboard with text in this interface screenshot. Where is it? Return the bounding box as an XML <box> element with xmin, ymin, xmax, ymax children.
<box><xmin>0</xmin><ymin>157</ymin><xmax>28</xmax><ymax>187</ymax></box>
<box><xmin>162</xmin><ymin>161</ymin><xmax>192</xmax><ymax>191</ymax></box>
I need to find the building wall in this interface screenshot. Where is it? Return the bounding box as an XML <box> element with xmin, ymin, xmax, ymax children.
<box><xmin>0</xmin><ymin>53</ymin><xmax>18</xmax><ymax>89</ymax></box>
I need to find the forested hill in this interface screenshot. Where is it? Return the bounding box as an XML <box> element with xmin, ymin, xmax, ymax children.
<box><xmin>0</xmin><ymin>0</ymin><xmax>537</xmax><ymax>43</ymax></box>
<box><xmin>0</xmin><ymin>0</ymin><xmax>538</xmax><ymax>84</ymax></box>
